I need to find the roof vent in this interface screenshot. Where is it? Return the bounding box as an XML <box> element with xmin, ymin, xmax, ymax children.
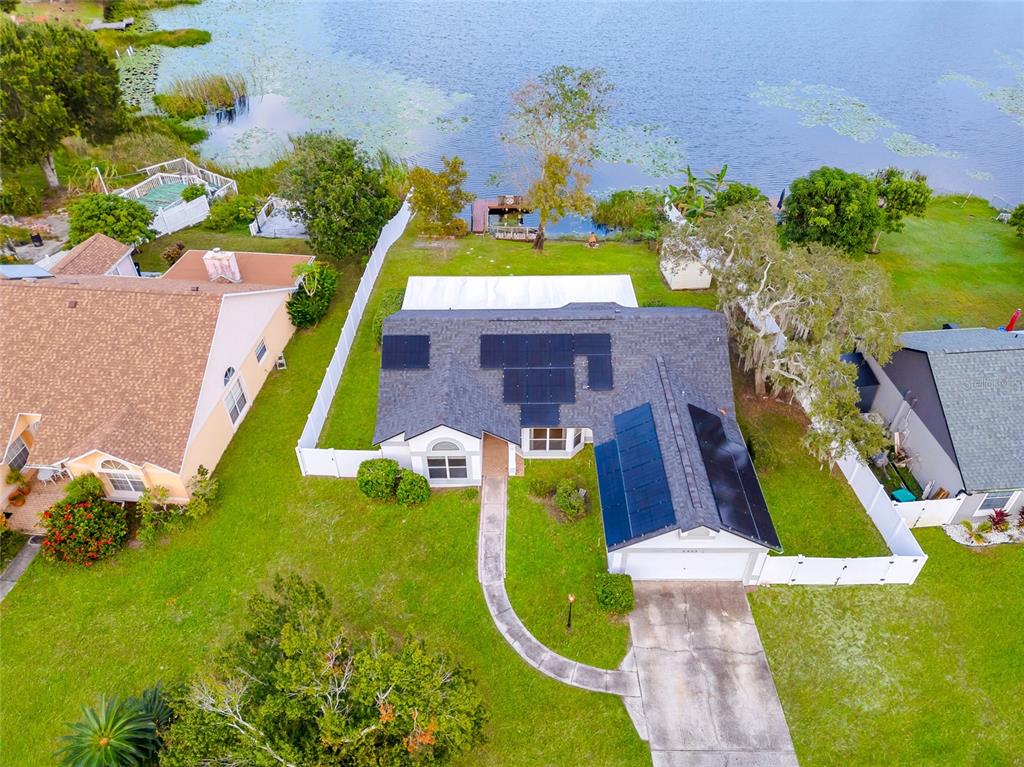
<box><xmin>190</xmin><ymin>285</ymin><xmax>200</xmax><ymax>292</ymax></box>
<box><xmin>202</xmin><ymin>248</ymin><xmax>241</xmax><ymax>283</ymax></box>
<box><xmin>67</xmin><ymin>300</ymin><xmax>77</xmax><ymax>308</ymax></box>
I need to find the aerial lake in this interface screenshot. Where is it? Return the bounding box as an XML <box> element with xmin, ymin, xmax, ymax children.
<box><xmin>149</xmin><ymin>0</ymin><xmax>1024</xmax><ymax>217</ymax></box>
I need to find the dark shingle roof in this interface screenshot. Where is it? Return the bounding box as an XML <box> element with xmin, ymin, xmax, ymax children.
<box><xmin>898</xmin><ymin>329</ymin><xmax>1024</xmax><ymax>492</ymax></box>
<box><xmin>374</xmin><ymin>303</ymin><xmax>781</xmax><ymax>549</ymax></box>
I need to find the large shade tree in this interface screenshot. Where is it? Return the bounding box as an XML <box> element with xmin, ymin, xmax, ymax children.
<box><xmin>869</xmin><ymin>167</ymin><xmax>932</xmax><ymax>252</ymax></box>
<box><xmin>0</xmin><ymin>18</ymin><xmax>125</xmax><ymax>188</ymax></box>
<box><xmin>408</xmin><ymin>155</ymin><xmax>473</xmax><ymax>236</ymax></box>
<box><xmin>279</xmin><ymin>134</ymin><xmax>401</xmax><ymax>261</ymax></box>
<box><xmin>503</xmin><ymin>65</ymin><xmax>613</xmax><ymax>249</ymax></box>
<box><xmin>663</xmin><ymin>203</ymin><xmax>899</xmax><ymax>463</ymax></box>
<box><xmin>781</xmin><ymin>166</ymin><xmax>882</xmax><ymax>254</ymax></box>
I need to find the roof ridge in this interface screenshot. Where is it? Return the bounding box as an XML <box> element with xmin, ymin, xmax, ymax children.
<box><xmin>655</xmin><ymin>355</ymin><xmax>707</xmax><ymax>520</ymax></box>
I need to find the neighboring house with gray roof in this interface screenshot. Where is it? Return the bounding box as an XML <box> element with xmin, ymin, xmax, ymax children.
<box><xmin>863</xmin><ymin>327</ymin><xmax>1024</xmax><ymax>522</ymax></box>
<box><xmin>372</xmin><ymin>277</ymin><xmax>782</xmax><ymax>584</ymax></box>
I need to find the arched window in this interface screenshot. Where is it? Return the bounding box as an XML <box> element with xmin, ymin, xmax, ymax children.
<box><xmin>99</xmin><ymin>459</ymin><xmax>146</xmax><ymax>493</ymax></box>
<box><xmin>426</xmin><ymin>439</ymin><xmax>468</xmax><ymax>480</ymax></box>
<box><xmin>223</xmin><ymin>367</ymin><xmax>236</xmax><ymax>386</ymax></box>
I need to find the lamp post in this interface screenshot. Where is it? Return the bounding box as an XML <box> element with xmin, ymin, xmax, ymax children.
<box><xmin>566</xmin><ymin>593</ymin><xmax>576</xmax><ymax>631</ymax></box>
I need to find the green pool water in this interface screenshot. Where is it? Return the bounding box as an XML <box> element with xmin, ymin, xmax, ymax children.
<box><xmin>138</xmin><ymin>182</ymin><xmax>188</xmax><ymax>212</ymax></box>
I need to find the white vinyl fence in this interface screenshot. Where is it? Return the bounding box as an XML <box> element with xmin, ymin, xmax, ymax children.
<box><xmin>893</xmin><ymin>497</ymin><xmax>963</xmax><ymax>527</ymax></box>
<box><xmin>295</xmin><ymin>196</ymin><xmax>413</xmax><ymax>477</ymax></box>
<box><xmin>152</xmin><ymin>196</ymin><xmax>210</xmax><ymax>235</ymax></box>
<box><xmin>757</xmin><ymin>451</ymin><xmax>927</xmax><ymax>585</ymax></box>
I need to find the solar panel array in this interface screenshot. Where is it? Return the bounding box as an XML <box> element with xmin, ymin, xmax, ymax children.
<box><xmin>687</xmin><ymin>405</ymin><xmax>781</xmax><ymax>549</ymax></box>
<box><xmin>479</xmin><ymin>333</ymin><xmax>613</xmax><ymax>426</ymax></box>
<box><xmin>595</xmin><ymin>403</ymin><xmax>676</xmax><ymax>547</ymax></box>
<box><xmin>381</xmin><ymin>335</ymin><xmax>430</xmax><ymax>369</ymax></box>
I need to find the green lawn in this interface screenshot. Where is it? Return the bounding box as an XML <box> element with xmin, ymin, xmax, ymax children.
<box><xmin>134</xmin><ymin>227</ymin><xmax>313</xmax><ymax>272</ymax></box>
<box><xmin>505</xmin><ymin>449</ymin><xmax>631</xmax><ymax>669</ymax></box>
<box><xmin>0</xmin><ymin>275</ymin><xmax>648</xmax><ymax>767</ymax></box>
<box><xmin>733</xmin><ymin>369</ymin><xmax>889</xmax><ymax>558</ymax></box>
<box><xmin>749</xmin><ymin>529</ymin><xmax>1024</xmax><ymax>766</ymax></box>
<box><xmin>319</xmin><ymin>230</ymin><xmax>714</xmax><ymax>450</ymax></box>
<box><xmin>872</xmin><ymin>196</ymin><xmax>1024</xmax><ymax>331</ymax></box>
<box><xmin>0</xmin><ymin>529</ymin><xmax>29</xmax><ymax>573</ymax></box>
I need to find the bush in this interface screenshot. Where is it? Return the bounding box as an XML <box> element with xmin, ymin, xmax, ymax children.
<box><xmin>67</xmin><ymin>193</ymin><xmax>154</xmax><ymax>245</ymax></box>
<box><xmin>62</xmin><ymin>473</ymin><xmax>106</xmax><ymax>504</ymax></box>
<box><xmin>161</xmin><ymin>240</ymin><xmax>186</xmax><ymax>266</ymax></box>
<box><xmin>989</xmin><ymin>508</ymin><xmax>1011</xmax><ymax>533</ymax></box>
<box><xmin>184</xmin><ymin>465</ymin><xmax>218</xmax><ymax>520</ymax></box>
<box><xmin>396</xmin><ymin>469</ymin><xmax>430</xmax><ymax>506</ymax></box>
<box><xmin>372</xmin><ymin>288</ymin><xmax>406</xmax><ymax>343</ymax></box>
<box><xmin>287</xmin><ymin>262</ymin><xmax>339</xmax><ymax>329</ymax></box>
<box><xmin>715</xmin><ymin>181</ymin><xmax>766</xmax><ymax>211</ymax></box>
<box><xmin>40</xmin><ymin>496</ymin><xmax>128</xmax><ymax>566</ymax></box>
<box><xmin>555</xmin><ymin>478</ymin><xmax>585</xmax><ymax>520</ymax></box>
<box><xmin>527</xmin><ymin>474</ymin><xmax>557</xmax><ymax>498</ymax></box>
<box><xmin>356</xmin><ymin>458</ymin><xmax>401</xmax><ymax>501</ymax></box>
<box><xmin>592</xmin><ymin>189</ymin><xmax>666</xmax><ymax>239</ymax></box>
<box><xmin>594</xmin><ymin>572</ymin><xmax>634</xmax><ymax>613</ymax></box>
<box><xmin>180</xmin><ymin>184</ymin><xmax>205</xmax><ymax>202</ymax></box>
<box><xmin>202</xmin><ymin>193</ymin><xmax>261</xmax><ymax>231</ymax></box>
<box><xmin>0</xmin><ymin>179</ymin><xmax>42</xmax><ymax>216</ymax></box>
<box><xmin>1009</xmin><ymin>203</ymin><xmax>1024</xmax><ymax>239</ymax></box>
<box><xmin>58</xmin><ymin>694</ymin><xmax>160</xmax><ymax>767</ymax></box>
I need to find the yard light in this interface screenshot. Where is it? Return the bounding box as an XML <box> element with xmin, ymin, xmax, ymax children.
<box><xmin>566</xmin><ymin>593</ymin><xmax>576</xmax><ymax>631</ymax></box>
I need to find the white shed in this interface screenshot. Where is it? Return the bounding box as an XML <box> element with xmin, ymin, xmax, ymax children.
<box><xmin>402</xmin><ymin>275</ymin><xmax>639</xmax><ymax>311</ymax></box>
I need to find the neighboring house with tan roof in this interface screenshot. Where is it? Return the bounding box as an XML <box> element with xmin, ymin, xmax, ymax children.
<box><xmin>50</xmin><ymin>233</ymin><xmax>138</xmax><ymax>277</ymax></box>
<box><xmin>1</xmin><ymin>248</ymin><xmax>312</xmax><ymax>519</ymax></box>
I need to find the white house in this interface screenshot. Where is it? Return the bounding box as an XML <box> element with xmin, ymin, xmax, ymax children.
<box><xmin>371</xmin><ymin>276</ymin><xmax>782</xmax><ymax>583</ymax></box>
<box><xmin>862</xmin><ymin>328</ymin><xmax>1024</xmax><ymax>522</ymax></box>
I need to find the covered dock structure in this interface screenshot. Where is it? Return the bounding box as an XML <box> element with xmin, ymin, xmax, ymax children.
<box><xmin>470</xmin><ymin>195</ymin><xmax>535</xmax><ymax>239</ymax></box>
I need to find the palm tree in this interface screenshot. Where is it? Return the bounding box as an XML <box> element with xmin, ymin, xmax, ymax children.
<box><xmin>59</xmin><ymin>695</ymin><xmax>157</xmax><ymax>767</ymax></box>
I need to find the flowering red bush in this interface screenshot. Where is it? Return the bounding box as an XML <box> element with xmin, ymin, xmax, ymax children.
<box><xmin>40</xmin><ymin>498</ymin><xmax>128</xmax><ymax>566</ymax></box>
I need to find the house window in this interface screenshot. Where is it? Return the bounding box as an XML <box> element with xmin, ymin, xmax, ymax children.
<box><xmin>224</xmin><ymin>378</ymin><xmax>248</xmax><ymax>423</ymax></box>
<box><xmin>223</xmin><ymin>367</ymin><xmax>236</xmax><ymax>386</ymax></box>
<box><xmin>255</xmin><ymin>339</ymin><xmax>267</xmax><ymax>362</ymax></box>
<box><xmin>573</xmin><ymin>429</ymin><xmax>584</xmax><ymax>448</ymax></box>
<box><xmin>980</xmin><ymin>491</ymin><xmax>1014</xmax><ymax>511</ymax></box>
<box><xmin>529</xmin><ymin>428</ymin><xmax>566</xmax><ymax>452</ymax></box>
<box><xmin>426</xmin><ymin>440</ymin><xmax>468</xmax><ymax>480</ymax></box>
<box><xmin>99</xmin><ymin>459</ymin><xmax>145</xmax><ymax>493</ymax></box>
<box><xmin>4</xmin><ymin>437</ymin><xmax>29</xmax><ymax>471</ymax></box>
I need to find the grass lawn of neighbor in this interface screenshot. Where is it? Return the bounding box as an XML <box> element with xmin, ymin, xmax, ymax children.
<box><xmin>872</xmin><ymin>195</ymin><xmax>1024</xmax><ymax>332</ymax></box>
<box><xmin>0</xmin><ymin>269</ymin><xmax>649</xmax><ymax>767</ymax></box>
<box><xmin>505</xmin><ymin>448</ymin><xmax>631</xmax><ymax>669</ymax></box>
<box><xmin>750</xmin><ymin>529</ymin><xmax>1024</xmax><ymax>766</ymax></box>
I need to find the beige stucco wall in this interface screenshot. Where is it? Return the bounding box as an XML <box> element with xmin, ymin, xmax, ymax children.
<box><xmin>63</xmin><ymin>450</ymin><xmax>189</xmax><ymax>502</ymax></box>
<box><xmin>1</xmin><ymin>414</ymin><xmax>41</xmax><ymax>512</ymax></box>
<box><xmin>180</xmin><ymin>298</ymin><xmax>295</xmax><ymax>480</ymax></box>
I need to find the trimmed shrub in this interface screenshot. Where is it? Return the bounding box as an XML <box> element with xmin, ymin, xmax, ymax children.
<box><xmin>594</xmin><ymin>572</ymin><xmax>634</xmax><ymax>613</ymax></box>
<box><xmin>287</xmin><ymin>262</ymin><xmax>339</xmax><ymax>329</ymax></box>
<box><xmin>396</xmin><ymin>469</ymin><xmax>430</xmax><ymax>506</ymax></box>
<box><xmin>62</xmin><ymin>473</ymin><xmax>106</xmax><ymax>504</ymax></box>
<box><xmin>356</xmin><ymin>458</ymin><xmax>401</xmax><ymax>501</ymax></box>
<box><xmin>161</xmin><ymin>240</ymin><xmax>186</xmax><ymax>266</ymax></box>
<box><xmin>40</xmin><ymin>496</ymin><xmax>128</xmax><ymax>566</ymax></box>
<box><xmin>372</xmin><ymin>288</ymin><xmax>406</xmax><ymax>343</ymax></box>
<box><xmin>180</xmin><ymin>183</ymin><xmax>206</xmax><ymax>202</ymax></box>
<box><xmin>555</xmin><ymin>478</ymin><xmax>585</xmax><ymax>520</ymax></box>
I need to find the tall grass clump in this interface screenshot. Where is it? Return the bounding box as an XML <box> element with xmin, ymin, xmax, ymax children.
<box><xmin>153</xmin><ymin>73</ymin><xmax>248</xmax><ymax>120</ymax></box>
<box><xmin>377</xmin><ymin>149</ymin><xmax>411</xmax><ymax>200</ymax></box>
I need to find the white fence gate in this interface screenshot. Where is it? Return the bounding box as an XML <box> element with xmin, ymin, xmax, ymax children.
<box><xmin>295</xmin><ymin>196</ymin><xmax>413</xmax><ymax>477</ymax></box>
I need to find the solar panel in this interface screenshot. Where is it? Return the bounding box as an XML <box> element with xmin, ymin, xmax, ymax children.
<box><xmin>595</xmin><ymin>440</ymin><xmax>631</xmax><ymax>546</ymax></box>
<box><xmin>503</xmin><ymin>368</ymin><xmax>575</xmax><ymax>404</ymax></box>
<box><xmin>573</xmin><ymin>333</ymin><xmax>610</xmax><ymax>355</ymax></box>
<box><xmin>587</xmin><ymin>355</ymin><xmax>613</xmax><ymax>390</ymax></box>
<box><xmin>688</xmin><ymin>405</ymin><xmax>780</xmax><ymax>550</ymax></box>
<box><xmin>480</xmin><ymin>335</ymin><xmax>504</xmax><ymax>368</ymax></box>
<box><xmin>520</xmin><ymin>403</ymin><xmax>561</xmax><ymax>426</ymax></box>
<box><xmin>381</xmin><ymin>335</ymin><xmax>430</xmax><ymax>369</ymax></box>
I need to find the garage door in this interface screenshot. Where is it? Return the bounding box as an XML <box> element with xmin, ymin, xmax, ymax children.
<box><xmin>622</xmin><ymin>551</ymin><xmax>754</xmax><ymax>581</ymax></box>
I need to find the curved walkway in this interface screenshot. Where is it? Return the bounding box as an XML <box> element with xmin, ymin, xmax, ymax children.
<box><xmin>477</xmin><ymin>475</ymin><xmax>641</xmax><ymax>698</ymax></box>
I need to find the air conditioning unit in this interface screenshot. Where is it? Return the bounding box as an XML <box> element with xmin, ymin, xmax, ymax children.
<box><xmin>275</xmin><ymin>354</ymin><xmax>287</xmax><ymax>370</ymax></box>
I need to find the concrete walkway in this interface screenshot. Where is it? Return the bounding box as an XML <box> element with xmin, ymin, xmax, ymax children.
<box><xmin>0</xmin><ymin>537</ymin><xmax>40</xmax><ymax>602</ymax></box>
<box><xmin>629</xmin><ymin>582</ymin><xmax>799</xmax><ymax>767</ymax></box>
<box><xmin>477</xmin><ymin>475</ymin><xmax>642</xmax><ymax>699</ymax></box>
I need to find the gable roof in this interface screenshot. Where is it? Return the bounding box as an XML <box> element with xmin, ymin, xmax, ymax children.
<box><xmin>374</xmin><ymin>302</ymin><xmax>781</xmax><ymax>550</ymax></box>
<box><xmin>894</xmin><ymin>329</ymin><xmax>1024</xmax><ymax>492</ymax></box>
<box><xmin>51</xmin><ymin>233</ymin><xmax>133</xmax><ymax>275</ymax></box>
<box><xmin>162</xmin><ymin>250</ymin><xmax>312</xmax><ymax>287</ymax></box>
<box><xmin>0</xmin><ymin>273</ymin><xmax>275</xmax><ymax>472</ymax></box>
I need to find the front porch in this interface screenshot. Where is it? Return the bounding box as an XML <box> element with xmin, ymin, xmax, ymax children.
<box><xmin>4</xmin><ymin>476</ymin><xmax>68</xmax><ymax>535</ymax></box>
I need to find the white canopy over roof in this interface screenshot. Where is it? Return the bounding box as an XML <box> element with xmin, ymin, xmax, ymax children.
<box><xmin>402</xmin><ymin>275</ymin><xmax>639</xmax><ymax>311</ymax></box>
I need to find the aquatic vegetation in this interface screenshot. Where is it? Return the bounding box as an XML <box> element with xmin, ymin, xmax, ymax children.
<box><xmin>941</xmin><ymin>51</ymin><xmax>1024</xmax><ymax>127</ymax></box>
<box><xmin>154</xmin><ymin>73</ymin><xmax>248</xmax><ymax>119</ymax></box>
<box><xmin>883</xmin><ymin>132</ymin><xmax>959</xmax><ymax>158</ymax></box>
<box><xmin>596</xmin><ymin>124</ymin><xmax>685</xmax><ymax>178</ymax></box>
<box><xmin>751</xmin><ymin>81</ymin><xmax>895</xmax><ymax>142</ymax></box>
<box><xmin>966</xmin><ymin>169</ymin><xmax>994</xmax><ymax>181</ymax></box>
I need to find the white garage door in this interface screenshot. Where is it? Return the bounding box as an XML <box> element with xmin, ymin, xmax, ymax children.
<box><xmin>622</xmin><ymin>551</ymin><xmax>754</xmax><ymax>581</ymax></box>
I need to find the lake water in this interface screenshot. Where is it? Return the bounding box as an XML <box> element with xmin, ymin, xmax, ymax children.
<box><xmin>152</xmin><ymin>0</ymin><xmax>1024</xmax><ymax>219</ymax></box>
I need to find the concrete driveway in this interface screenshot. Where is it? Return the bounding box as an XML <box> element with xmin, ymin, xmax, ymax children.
<box><xmin>629</xmin><ymin>582</ymin><xmax>798</xmax><ymax>767</ymax></box>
